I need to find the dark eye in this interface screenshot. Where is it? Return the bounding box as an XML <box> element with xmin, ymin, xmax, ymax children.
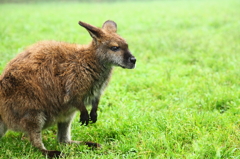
<box><xmin>110</xmin><ymin>46</ymin><xmax>120</xmax><ymax>51</ymax></box>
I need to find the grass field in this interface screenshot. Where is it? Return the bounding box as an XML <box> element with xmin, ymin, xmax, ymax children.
<box><xmin>0</xmin><ymin>0</ymin><xmax>240</xmax><ymax>158</ymax></box>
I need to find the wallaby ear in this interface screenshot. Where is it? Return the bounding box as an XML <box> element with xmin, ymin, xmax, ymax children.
<box><xmin>78</xmin><ymin>21</ymin><xmax>103</xmax><ymax>40</ymax></box>
<box><xmin>102</xmin><ymin>20</ymin><xmax>117</xmax><ymax>33</ymax></box>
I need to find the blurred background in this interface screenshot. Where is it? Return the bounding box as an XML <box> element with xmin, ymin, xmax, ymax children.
<box><xmin>1</xmin><ymin>0</ymin><xmax>154</xmax><ymax>3</ymax></box>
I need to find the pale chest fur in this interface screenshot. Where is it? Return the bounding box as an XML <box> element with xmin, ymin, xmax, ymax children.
<box><xmin>83</xmin><ymin>67</ymin><xmax>112</xmax><ymax>105</ymax></box>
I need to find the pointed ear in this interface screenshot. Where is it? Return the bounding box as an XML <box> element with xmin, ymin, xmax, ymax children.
<box><xmin>78</xmin><ymin>21</ymin><xmax>103</xmax><ymax>40</ymax></box>
<box><xmin>102</xmin><ymin>20</ymin><xmax>117</xmax><ymax>33</ymax></box>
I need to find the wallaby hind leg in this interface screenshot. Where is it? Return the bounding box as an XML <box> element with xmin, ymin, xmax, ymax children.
<box><xmin>57</xmin><ymin>116</ymin><xmax>74</xmax><ymax>143</ymax></box>
<box><xmin>57</xmin><ymin>115</ymin><xmax>101</xmax><ymax>148</ymax></box>
<box><xmin>21</xmin><ymin>110</ymin><xmax>62</xmax><ymax>158</ymax></box>
<box><xmin>29</xmin><ymin>130</ymin><xmax>62</xmax><ymax>158</ymax></box>
<box><xmin>0</xmin><ymin>116</ymin><xmax>7</xmax><ymax>137</ymax></box>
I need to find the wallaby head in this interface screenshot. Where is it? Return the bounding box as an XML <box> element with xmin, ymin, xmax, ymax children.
<box><xmin>79</xmin><ymin>20</ymin><xmax>136</xmax><ymax>69</ymax></box>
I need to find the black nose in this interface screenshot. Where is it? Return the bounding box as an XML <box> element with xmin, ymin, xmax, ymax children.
<box><xmin>129</xmin><ymin>57</ymin><xmax>136</xmax><ymax>64</ymax></box>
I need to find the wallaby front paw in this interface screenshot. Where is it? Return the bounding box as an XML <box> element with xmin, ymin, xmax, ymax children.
<box><xmin>90</xmin><ymin>110</ymin><xmax>97</xmax><ymax>123</ymax></box>
<box><xmin>79</xmin><ymin>112</ymin><xmax>89</xmax><ymax>126</ymax></box>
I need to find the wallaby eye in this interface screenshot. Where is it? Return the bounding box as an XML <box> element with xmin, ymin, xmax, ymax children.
<box><xmin>110</xmin><ymin>46</ymin><xmax>120</xmax><ymax>52</ymax></box>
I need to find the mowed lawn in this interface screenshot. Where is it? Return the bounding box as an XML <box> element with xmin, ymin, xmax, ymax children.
<box><xmin>0</xmin><ymin>0</ymin><xmax>240</xmax><ymax>158</ymax></box>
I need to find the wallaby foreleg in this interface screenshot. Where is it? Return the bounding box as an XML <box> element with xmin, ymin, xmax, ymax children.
<box><xmin>78</xmin><ymin>102</ymin><xmax>89</xmax><ymax>126</ymax></box>
<box><xmin>90</xmin><ymin>97</ymin><xmax>99</xmax><ymax>123</ymax></box>
<box><xmin>79</xmin><ymin>97</ymin><xmax>99</xmax><ymax>125</ymax></box>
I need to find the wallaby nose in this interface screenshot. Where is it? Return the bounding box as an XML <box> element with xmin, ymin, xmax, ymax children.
<box><xmin>129</xmin><ymin>57</ymin><xmax>136</xmax><ymax>64</ymax></box>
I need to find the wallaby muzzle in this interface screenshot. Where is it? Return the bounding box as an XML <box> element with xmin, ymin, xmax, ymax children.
<box><xmin>123</xmin><ymin>51</ymin><xmax>136</xmax><ymax>69</ymax></box>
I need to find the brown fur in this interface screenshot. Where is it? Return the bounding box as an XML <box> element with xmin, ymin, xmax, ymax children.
<box><xmin>0</xmin><ymin>20</ymin><xmax>136</xmax><ymax>158</ymax></box>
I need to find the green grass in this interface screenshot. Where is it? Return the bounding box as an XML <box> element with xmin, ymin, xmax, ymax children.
<box><xmin>0</xmin><ymin>0</ymin><xmax>240</xmax><ymax>158</ymax></box>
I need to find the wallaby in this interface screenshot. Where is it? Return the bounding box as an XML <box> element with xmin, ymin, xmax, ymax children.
<box><xmin>0</xmin><ymin>20</ymin><xmax>136</xmax><ymax>158</ymax></box>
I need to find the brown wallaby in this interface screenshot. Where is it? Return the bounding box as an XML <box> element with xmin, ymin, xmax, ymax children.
<box><xmin>0</xmin><ymin>20</ymin><xmax>136</xmax><ymax>158</ymax></box>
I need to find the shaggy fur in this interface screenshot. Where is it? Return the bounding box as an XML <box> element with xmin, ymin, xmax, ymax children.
<box><xmin>0</xmin><ymin>20</ymin><xmax>136</xmax><ymax>158</ymax></box>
